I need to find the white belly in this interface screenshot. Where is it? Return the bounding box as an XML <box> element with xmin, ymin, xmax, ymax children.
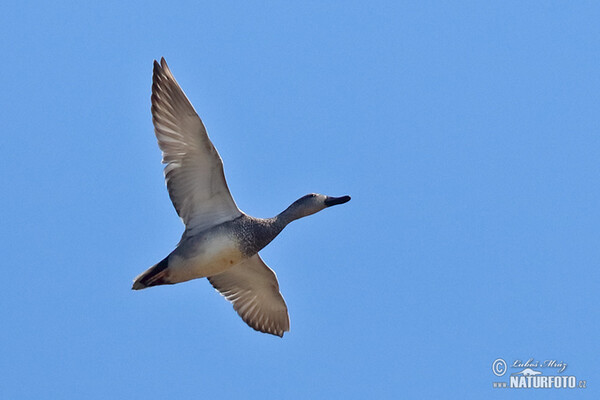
<box><xmin>167</xmin><ymin>234</ymin><xmax>245</xmax><ymax>283</ymax></box>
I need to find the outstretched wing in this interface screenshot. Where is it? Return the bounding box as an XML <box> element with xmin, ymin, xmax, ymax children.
<box><xmin>208</xmin><ymin>254</ymin><xmax>290</xmax><ymax>337</ymax></box>
<box><xmin>151</xmin><ymin>58</ymin><xmax>241</xmax><ymax>232</ymax></box>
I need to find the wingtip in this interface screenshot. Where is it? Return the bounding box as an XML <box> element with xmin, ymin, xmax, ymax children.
<box><xmin>153</xmin><ymin>57</ymin><xmax>173</xmax><ymax>80</ymax></box>
<box><xmin>265</xmin><ymin>329</ymin><xmax>285</xmax><ymax>338</ymax></box>
<box><xmin>153</xmin><ymin>57</ymin><xmax>168</xmax><ymax>71</ymax></box>
<box><xmin>272</xmin><ymin>325</ymin><xmax>289</xmax><ymax>338</ymax></box>
<box><xmin>160</xmin><ymin>57</ymin><xmax>169</xmax><ymax>72</ymax></box>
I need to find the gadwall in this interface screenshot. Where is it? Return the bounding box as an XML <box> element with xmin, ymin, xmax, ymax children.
<box><xmin>133</xmin><ymin>58</ymin><xmax>350</xmax><ymax>337</ymax></box>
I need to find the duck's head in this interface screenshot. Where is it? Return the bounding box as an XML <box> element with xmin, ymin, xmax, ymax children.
<box><xmin>285</xmin><ymin>193</ymin><xmax>351</xmax><ymax>219</ymax></box>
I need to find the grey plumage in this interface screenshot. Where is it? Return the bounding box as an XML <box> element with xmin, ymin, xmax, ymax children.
<box><xmin>133</xmin><ymin>58</ymin><xmax>350</xmax><ymax>337</ymax></box>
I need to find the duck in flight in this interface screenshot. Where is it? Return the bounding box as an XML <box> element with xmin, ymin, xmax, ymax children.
<box><xmin>132</xmin><ymin>58</ymin><xmax>350</xmax><ymax>337</ymax></box>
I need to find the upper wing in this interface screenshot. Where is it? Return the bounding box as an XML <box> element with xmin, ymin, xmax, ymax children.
<box><xmin>151</xmin><ymin>58</ymin><xmax>241</xmax><ymax>232</ymax></box>
<box><xmin>208</xmin><ymin>254</ymin><xmax>290</xmax><ymax>337</ymax></box>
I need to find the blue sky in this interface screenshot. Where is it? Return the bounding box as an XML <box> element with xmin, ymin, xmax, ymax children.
<box><xmin>1</xmin><ymin>1</ymin><xmax>599</xmax><ymax>398</ymax></box>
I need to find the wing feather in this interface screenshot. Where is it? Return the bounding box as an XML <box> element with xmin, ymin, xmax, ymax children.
<box><xmin>208</xmin><ymin>254</ymin><xmax>290</xmax><ymax>337</ymax></box>
<box><xmin>151</xmin><ymin>58</ymin><xmax>241</xmax><ymax>232</ymax></box>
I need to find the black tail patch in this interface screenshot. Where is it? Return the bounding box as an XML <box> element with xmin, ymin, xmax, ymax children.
<box><xmin>132</xmin><ymin>256</ymin><xmax>172</xmax><ymax>290</ymax></box>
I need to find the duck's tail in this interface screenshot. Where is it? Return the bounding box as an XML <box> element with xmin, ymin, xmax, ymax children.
<box><xmin>132</xmin><ymin>256</ymin><xmax>171</xmax><ymax>290</ymax></box>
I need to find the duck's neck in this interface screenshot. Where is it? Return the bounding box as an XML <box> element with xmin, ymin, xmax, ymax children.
<box><xmin>240</xmin><ymin>206</ymin><xmax>303</xmax><ymax>255</ymax></box>
<box><xmin>273</xmin><ymin>202</ymin><xmax>306</xmax><ymax>228</ymax></box>
<box><xmin>235</xmin><ymin>201</ymin><xmax>311</xmax><ymax>257</ymax></box>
